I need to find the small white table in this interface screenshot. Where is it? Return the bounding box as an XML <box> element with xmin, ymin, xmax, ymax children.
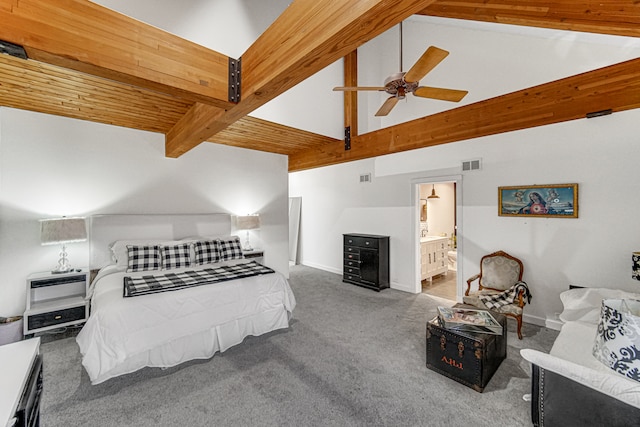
<box><xmin>0</xmin><ymin>338</ymin><xmax>40</xmax><ymax>427</ymax></box>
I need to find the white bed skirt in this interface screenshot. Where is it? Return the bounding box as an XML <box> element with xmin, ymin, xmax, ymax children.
<box><xmin>77</xmin><ymin>260</ymin><xmax>296</xmax><ymax>385</ymax></box>
<box><xmin>80</xmin><ymin>305</ymin><xmax>291</xmax><ymax>385</ymax></box>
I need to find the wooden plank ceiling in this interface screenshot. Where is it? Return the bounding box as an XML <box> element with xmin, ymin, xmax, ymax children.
<box><xmin>0</xmin><ymin>0</ymin><xmax>639</xmax><ymax>171</ymax></box>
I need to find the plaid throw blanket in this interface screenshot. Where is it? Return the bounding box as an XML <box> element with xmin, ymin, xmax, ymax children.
<box><xmin>479</xmin><ymin>281</ymin><xmax>532</xmax><ymax>310</ymax></box>
<box><xmin>124</xmin><ymin>261</ymin><xmax>274</xmax><ymax>297</ymax></box>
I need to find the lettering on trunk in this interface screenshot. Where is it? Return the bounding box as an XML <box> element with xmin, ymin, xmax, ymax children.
<box><xmin>441</xmin><ymin>356</ymin><xmax>463</xmax><ymax>370</ymax></box>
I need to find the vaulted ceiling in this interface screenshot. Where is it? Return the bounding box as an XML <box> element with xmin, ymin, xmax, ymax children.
<box><xmin>1</xmin><ymin>0</ymin><xmax>639</xmax><ymax>171</ymax></box>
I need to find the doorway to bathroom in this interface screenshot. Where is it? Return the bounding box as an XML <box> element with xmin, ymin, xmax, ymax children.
<box><xmin>417</xmin><ymin>178</ymin><xmax>460</xmax><ymax>302</ymax></box>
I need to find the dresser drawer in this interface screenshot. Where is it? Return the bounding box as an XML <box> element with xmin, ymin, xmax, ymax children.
<box><xmin>27</xmin><ymin>305</ymin><xmax>86</xmax><ymax>331</ymax></box>
<box><xmin>344</xmin><ymin>251</ymin><xmax>360</xmax><ymax>261</ymax></box>
<box><xmin>344</xmin><ymin>245</ymin><xmax>360</xmax><ymax>254</ymax></box>
<box><xmin>343</xmin><ymin>235</ymin><xmax>379</xmax><ymax>249</ymax></box>
<box><xmin>344</xmin><ymin>258</ymin><xmax>359</xmax><ymax>268</ymax></box>
<box><xmin>343</xmin><ymin>273</ymin><xmax>362</xmax><ymax>284</ymax></box>
<box><xmin>343</xmin><ymin>265</ymin><xmax>360</xmax><ymax>276</ymax></box>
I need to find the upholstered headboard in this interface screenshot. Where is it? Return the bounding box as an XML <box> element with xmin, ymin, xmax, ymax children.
<box><xmin>89</xmin><ymin>214</ymin><xmax>231</xmax><ymax>269</ymax></box>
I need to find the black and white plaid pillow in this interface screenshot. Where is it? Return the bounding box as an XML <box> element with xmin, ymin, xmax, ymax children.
<box><xmin>126</xmin><ymin>245</ymin><xmax>161</xmax><ymax>272</ymax></box>
<box><xmin>218</xmin><ymin>237</ymin><xmax>245</xmax><ymax>261</ymax></box>
<box><xmin>193</xmin><ymin>240</ymin><xmax>220</xmax><ymax>265</ymax></box>
<box><xmin>160</xmin><ymin>243</ymin><xmax>192</xmax><ymax>270</ymax></box>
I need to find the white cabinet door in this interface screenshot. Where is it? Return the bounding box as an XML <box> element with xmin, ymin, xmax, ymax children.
<box><xmin>420</xmin><ymin>242</ymin><xmax>428</xmax><ymax>280</ymax></box>
<box><xmin>421</xmin><ymin>238</ymin><xmax>448</xmax><ymax>281</ymax></box>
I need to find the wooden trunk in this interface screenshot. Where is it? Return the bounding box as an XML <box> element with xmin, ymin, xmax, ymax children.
<box><xmin>426</xmin><ymin>313</ymin><xmax>507</xmax><ymax>392</ymax></box>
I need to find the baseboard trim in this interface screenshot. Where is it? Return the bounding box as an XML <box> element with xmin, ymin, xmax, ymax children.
<box><xmin>523</xmin><ymin>313</ymin><xmax>563</xmax><ymax>331</ymax></box>
<box><xmin>390</xmin><ymin>281</ymin><xmax>415</xmax><ymax>294</ymax></box>
<box><xmin>544</xmin><ymin>318</ymin><xmax>564</xmax><ymax>331</ymax></box>
<box><xmin>298</xmin><ymin>261</ymin><xmax>341</xmax><ymax>276</ymax></box>
<box><xmin>297</xmin><ymin>263</ymin><xmax>416</xmax><ymax>294</ymax></box>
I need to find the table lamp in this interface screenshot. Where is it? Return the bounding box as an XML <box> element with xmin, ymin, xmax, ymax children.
<box><xmin>40</xmin><ymin>217</ymin><xmax>87</xmax><ymax>274</ymax></box>
<box><xmin>235</xmin><ymin>215</ymin><xmax>260</xmax><ymax>251</ymax></box>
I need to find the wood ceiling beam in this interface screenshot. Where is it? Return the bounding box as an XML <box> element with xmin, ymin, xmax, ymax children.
<box><xmin>0</xmin><ymin>0</ymin><xmax>232</xmax><ymax>108</ymax></box>
<box><xmin>288</xmin><ymin>57</ymin><xmax>640</xmax><ymax>171</ymax></box>
<box><xmin>344</xmin><ymin>50</ymin><xmax>359</xmax><ymax>137</ymax></box>
<box><xmin>419</xmin><ymin>1</ymin><xmax>640</xmax><ymax>38</ymax></box>
<box><xmin>210</xmin><ymin>116</ymin><xmax>339</xmax><ymax>156</ymax></box>
<box><xmin>164</xmin><ymin>0</ymin><xmax>437</xmax><ymax>158</ymax></box>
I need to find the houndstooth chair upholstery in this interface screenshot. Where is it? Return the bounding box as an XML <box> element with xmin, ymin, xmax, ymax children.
<box><xmin>464</xmin><ymin>250</ymin><xmax>527</xmax><ymax>339</ymax></box>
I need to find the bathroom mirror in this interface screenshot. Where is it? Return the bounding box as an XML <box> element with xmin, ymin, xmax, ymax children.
<box><xmin>420</xmin><ymin>199</ymin><xmax>427</xmax><ymax>222</ymax></box>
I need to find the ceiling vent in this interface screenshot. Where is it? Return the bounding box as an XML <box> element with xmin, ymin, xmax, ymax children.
<box><xmin>359</xmin><ymin>173</ymin><xmax>372</xmax><ymax>183</ymax></box>
<box><xmin>462</xmin><ymin>158</ymin><xmax>481</xmax><ymax>172</ymax></box>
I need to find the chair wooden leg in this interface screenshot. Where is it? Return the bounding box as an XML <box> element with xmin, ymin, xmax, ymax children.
<box><xmin>516</xmin><ymin>315</ymin><xmax>523</xmax><ymax>340</ymax></box>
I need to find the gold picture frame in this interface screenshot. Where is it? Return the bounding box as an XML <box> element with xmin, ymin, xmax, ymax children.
<box><xmin>498</xmin><ymin>183</ymin><xmax>578</xmax><ymax>218</ymax></box>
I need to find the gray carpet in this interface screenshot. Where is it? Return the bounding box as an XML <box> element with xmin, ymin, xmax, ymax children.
<box><xmin>39</xmin><ymin>265</ymin><xmax>557</xmax><ymax>426</ymax></box>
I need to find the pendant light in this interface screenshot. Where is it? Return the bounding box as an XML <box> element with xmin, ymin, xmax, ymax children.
<box><xmin>427</xmin><ymin>184</ymin><xmax>440</xmax><ymax>199</ymax></box>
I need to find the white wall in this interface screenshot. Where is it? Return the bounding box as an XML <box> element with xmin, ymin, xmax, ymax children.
<box><xmin>289</xmin><ymin>108</ymin><xmax>640</xmax><ymax>329</ymax></box>
<box><xmin>0</xmin><ymin>108</ymin><xmax>289</xmax><ymax>317</ymax></box>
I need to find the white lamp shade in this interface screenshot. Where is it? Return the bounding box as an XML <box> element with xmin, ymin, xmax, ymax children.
<box><xmin>40</xmin><ymin>217</ymin><xmax>87</xmax><ymax>245</ymax></box>
<box><xmin>235</xmin><ymin>215</ymin><xmax>260</xmax><ymax>230</ymax></box>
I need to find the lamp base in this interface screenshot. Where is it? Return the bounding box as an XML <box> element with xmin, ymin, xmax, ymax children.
<box><xmin>243</xmin><ymin>230</ymin><xmax>253</xmax><ymax>251</ymax></box>
<box><xmin>51</xmin><ymin>244</ymin><xmax>73</xmax><ymax>274</ymax></box>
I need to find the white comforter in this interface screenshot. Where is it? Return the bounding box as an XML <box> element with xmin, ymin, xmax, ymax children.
<box><xmin>77</xmin><ymin>261</ymin><xmax>296</xmax><ymax>384</ymax></box>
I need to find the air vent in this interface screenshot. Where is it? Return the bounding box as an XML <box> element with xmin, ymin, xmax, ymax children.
<box><xmin>359</xmin><ymin>173</ymin><xmax>372</xmax><ymax>183</ymax></box>
<box><xmin>462</xmin><ymin>158</ymin><xmax>481</xmax><ymax>171</ymax></box>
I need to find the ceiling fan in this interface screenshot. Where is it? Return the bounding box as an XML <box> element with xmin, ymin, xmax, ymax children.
<box><xmin>333</xmin><ymin>23</ymin><xmax>468</xmax><ymax>117</ymax></box>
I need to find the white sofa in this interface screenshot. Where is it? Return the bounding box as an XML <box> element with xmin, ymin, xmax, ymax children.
<box><xmin>521</xmin><ymin>287</ymin><xmax>640</xmax><ymax>426</ymax></box>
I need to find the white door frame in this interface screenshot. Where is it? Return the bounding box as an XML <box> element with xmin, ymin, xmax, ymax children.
<box><xmin>411</xmin><ymin>175</ymin><xmax>463</xmax><ymax>300</ymax></box>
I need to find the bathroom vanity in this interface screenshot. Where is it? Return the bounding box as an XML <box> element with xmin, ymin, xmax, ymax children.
<box><xmin>420</xmin><ymin>236</ymin><xmax>448</xmax><ymax>281</ymax></box>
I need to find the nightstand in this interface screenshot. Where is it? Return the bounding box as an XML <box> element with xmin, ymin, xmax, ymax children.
<box><xmin>24</xmin><ymin>269</ymin><xmax>89</xmax><ymax>336</ymax></box>
<box><xmin>243</xmin><ymin>249</ymin><xmax>264</xmax><ymax>263</ymax></box>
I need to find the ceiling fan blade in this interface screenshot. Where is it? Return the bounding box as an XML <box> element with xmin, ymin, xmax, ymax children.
<box><xmin>414</xmin><ymin>86</ymin><xmax>468</xmax><ymax>102</ymax></box>
<box><xmin>375</xmin><ymin>96</ymin><xmax>400</xmax><ymax>116</ymax></box>
<box><xmin>333</xmin><ymin>86</ymin><xmax>386</xmax><ymax>91</ymax></box>
<box><xmin>404</xmin><ymin>46</ymin><xmax>449</xmax><ymax>83</ymax></box>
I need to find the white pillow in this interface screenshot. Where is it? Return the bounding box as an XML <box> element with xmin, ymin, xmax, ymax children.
<box><xmin>559</xmin><ymin>288</ymin><xmax>640</xmax><ymax>324</ymax></box>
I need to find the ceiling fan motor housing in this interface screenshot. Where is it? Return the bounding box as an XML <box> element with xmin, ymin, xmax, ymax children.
<box><xmin>383</xmin><ymin>72</ymin><xmax>418</xmax><ymax>98</ymax></box>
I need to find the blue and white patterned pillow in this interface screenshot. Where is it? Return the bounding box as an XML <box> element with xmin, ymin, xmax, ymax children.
<box><xmin>218</xmin><ymin>236</ymin><xmax>245</xmax><ymax>261</ymax></box>
<box><xmin>193</xmin><ymin>240</ymin><xmax>220</xmax><ymax>265</ymax></box>
<box><xmin>126</xmin><ymin>245</ymin><xmax>161</xmax><ymax>272</ymax></box>
<box><xmin>593</xmin><ymin>298</ymin><xmax>640</xmax><ymax>383</ymax></box>
<box><xmin>160</xmin><ymin>243</ymin><xmax>192</xmax><ymax>270</ymax></box>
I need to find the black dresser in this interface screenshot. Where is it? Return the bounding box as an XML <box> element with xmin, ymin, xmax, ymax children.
<box><xmin>343</xmin><ymin>234</ymin><xmax>389</xmax><ymax>291</ymax></box>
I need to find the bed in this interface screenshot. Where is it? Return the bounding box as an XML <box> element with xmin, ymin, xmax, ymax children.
<box><xmin>76</xmin><ymin>214</ymin><xmax>296</xmax><ymax>385</ymax></box>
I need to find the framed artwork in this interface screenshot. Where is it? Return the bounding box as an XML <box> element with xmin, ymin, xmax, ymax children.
<box><xmin>498</xmin><ymin>183</ymin><xmax>578</xmax><ymax>218</ymax></box>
